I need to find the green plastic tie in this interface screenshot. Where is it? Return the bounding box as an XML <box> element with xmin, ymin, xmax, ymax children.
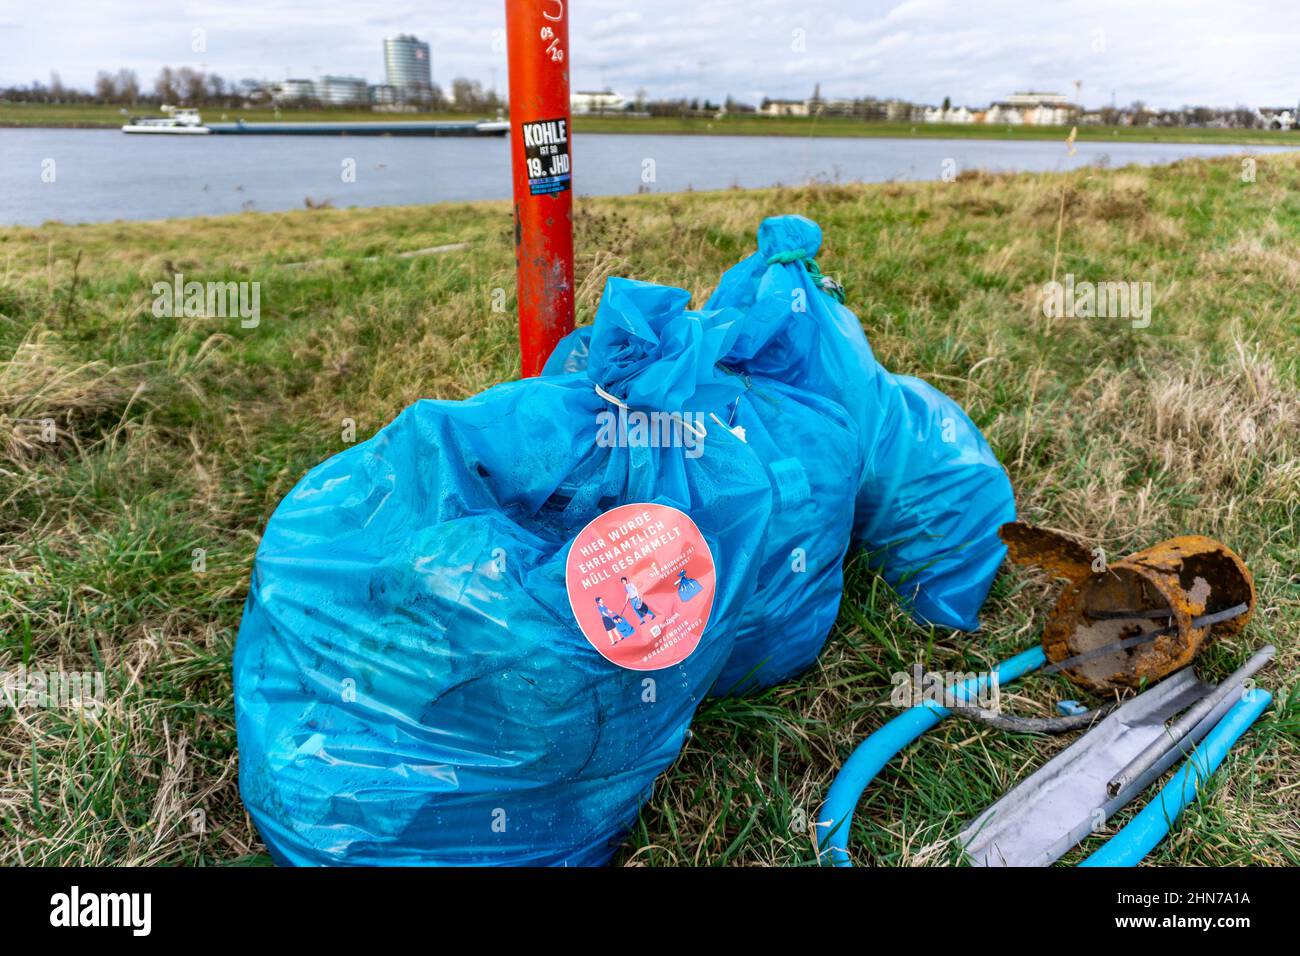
<box><xmin>765</xmin><ymin>252</ymin><xmax>846</xmax><ymax>304</ymax></box>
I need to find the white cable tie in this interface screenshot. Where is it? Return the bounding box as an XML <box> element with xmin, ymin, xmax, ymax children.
<box><xmin>593</xmin><ymin>383</ymin><xmax>629</xmax><ymax>408</ymax></box>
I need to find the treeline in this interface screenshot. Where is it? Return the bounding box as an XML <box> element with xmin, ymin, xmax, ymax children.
<box><xmin>5</xmin><ymin>68</ymin><xmax>256</xmax><ymax>107</ymax></box>
<box><xmin>1118</xmin><ymin>103</ymin><xmax>1262</xmax><ymax>129</ymax></box>
<box><xmin>644</xmin><ymin>97</ymin><xmax>754</xmax><ymax>116</ymax></box>
<box><xmin>441</xmin><ymin>78</ymin><xmax>502</xmax><ymax>113</ymax></box>
<box><xmin>3</xmin><ymin>68</ymin><xmax>505</xmax><ymax>113</ymax></box>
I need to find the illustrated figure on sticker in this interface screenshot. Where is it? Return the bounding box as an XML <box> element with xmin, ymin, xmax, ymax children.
<box><xmin>620</xmin><ymin>576</ymin><xmax>657</xmax><ymax>624</ymax></box>
<box><xmin>595</xmin><ymin>595</ymin><xmax>634</xmax><ymax>645</ymax></box>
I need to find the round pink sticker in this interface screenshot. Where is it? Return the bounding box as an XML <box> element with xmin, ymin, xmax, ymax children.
<box><xmin>565</xmin><ymin>503</ymin><xmax>716</xmax><ymax>671</ymax></box>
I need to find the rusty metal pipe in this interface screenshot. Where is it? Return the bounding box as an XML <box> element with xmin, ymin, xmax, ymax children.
<box><xmin>1085</xmin><ymin>608</ymin><xmax>1175</xmax><ymax>621</ymax></box>
<box><xmin>1000</xmin><ymin>523</ymin><xmax>1257</xmax><ymax>691</ymax></box>
<box><xmin>1040</xmin><ymin>602</ymin><xmax>1249</xmax><ymax>677</ymax></box>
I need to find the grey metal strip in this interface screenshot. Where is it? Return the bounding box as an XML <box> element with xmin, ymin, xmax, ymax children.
<box><xmin>960</xmin><ymin>669</ymin><xmax>1214</xmax><ymax>867</ymax></box>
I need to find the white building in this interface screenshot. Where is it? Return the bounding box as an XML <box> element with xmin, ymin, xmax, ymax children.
<box><xmin>1257</xmin><ymin>107</ymin><xmax>1295</xmax><ymax>130</ymax></box>
<box><xmin>985</xmin><ymin>102</ymin><xmax>1025</xmax><ymax>125</ymax></box>
<box><xmin>571</xmin><ymin>90</ymin><xmax>625</xmax><ymax>114</ymax></box>
<box><xmin>271</xmin><ymin>78</ymin><xmax>317</xmax><ymax>103</ymax></box>
<box><xmin>986</xmin><ymin>92</ymin><xmax>1074</xmax><ymax>126</ymax></box>
<box><xmin>923</xmin><ymin>105</ymin><xmax>974</xmax><ymax>124</ymax></box>
<box><xmin>1025</xmin><ymin>102</ymin><xmax>1073</xmax><ymax>125</ymax></box>
<box><xmin>762</xmin><ymin>98</ymin><xmax>809</xmax><ymax>117</ymax></box>
<box><xmin>1006</xmin><ymin>91</ymin><xmax>1070</xmax><ymax>107</ymax></box>
<box><xmin>318</xmin><ymin>75</ymin><xmax>368</xmax><ymax>106</ymax></box>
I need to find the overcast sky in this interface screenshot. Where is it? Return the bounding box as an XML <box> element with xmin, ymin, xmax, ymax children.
<box><xmin>3</xmin><ymin>0</ymin><xmax>1297</xmax><ymax>109</ymax></box>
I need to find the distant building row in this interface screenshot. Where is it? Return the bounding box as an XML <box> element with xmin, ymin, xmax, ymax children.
<box><xmin>264</xmin><ymin>34</ymin><xmax>435</xmax><ymax>107</ymax></box>
<box><xmin>760</xmin><ymin>96</ymin><xmax>914</xmax><ymax>121</ymax></box>
<box><xmin>761</xmin><ymin>89</ymin><xmax>1296</xmax><ymax>130</ymax></box>
<box><xmin>1077</xmin><ymin>105</ymin><xmax>1295</xmax><ymax>130</ymax></box>
<box><xmin>571</xmin><ymin>90</ymin><xmax>626</xmax><ymax>114</ymax></box>
<box><xmin>763</xmin><ymin>91</ymin><xmax>1075</xmax><ymax>125</ymax></box>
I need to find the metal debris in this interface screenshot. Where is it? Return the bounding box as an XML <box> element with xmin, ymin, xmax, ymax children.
<box><xmin>1106</xmin><ymin>644</ymin><xmax>1275</xmax><ymax>798</ymax></box>
<box><xmin>1000</xmin><ymin>523</ymin><xmax>1256</xmax><ymax>691</ymax></box>
<box><xmin>999</xmin><ymin>521</ymin><xmax>1093</xmax><ymax>582</ymax></box>
<box><xmin>946</xmin><ymin>699</ymin><xmax>1116</xmax><ymax>734</ymax></box>
<box><xmin>1039</xmin><ymin>602</ymin><xmax>1249</xmax><ymax>677</ymax></box>
<box><xmin>960</xmin><ymin>668</ymin><xmax>1219</xmax><ymax>867</ymax></box>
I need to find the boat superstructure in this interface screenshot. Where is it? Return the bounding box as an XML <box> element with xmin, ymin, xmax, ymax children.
<box><xmin>121</xmin><ymin>106</ymin><xmax>212</xmax><ymax>135</ymax></box>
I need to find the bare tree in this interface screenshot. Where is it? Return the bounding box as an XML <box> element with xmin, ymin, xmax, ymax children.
<box><xmin>155</xmin><ymin>66</ymin><xmax>178</xmax><ymax>104</ymax></box>
<box><xmin>116</xmin><ymin>69</ymin><xmax>140</xmax><ymax>104</ymax></box>
<box><xmin>177</xmin><ymin>67</ymin><xmax>207</xmax><ymax>105</ymax></box>
<box><xmin>450</xmin><ymin>77</ymin><xmax>484</xmax><ymax>111</ymax></box>
<box><xmin>94</xmin><ymin>70</ymin><xmax>118</xmax><ymax>102</ymax></box>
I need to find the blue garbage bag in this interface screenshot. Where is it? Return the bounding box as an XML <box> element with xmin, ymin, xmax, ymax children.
<box><xmin>545</xmin><ymin>303</ymin><xmax>857</xmax><ymax>694</ymax></box>
<box><xmin>234</xmin><ymin>277</ymin><xmax>775</xmax><ymax>865</ymax></box>
<box><xmin>705</xmin><ymin>215</ymin><xmax>1016</xmax><ymax>631</ymax></box>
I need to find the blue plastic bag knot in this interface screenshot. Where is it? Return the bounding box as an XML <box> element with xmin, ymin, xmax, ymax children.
<box><xmin>587</xmin><ymin>277</ymin><xmax>746</xmax><ymax>411</ymax></box>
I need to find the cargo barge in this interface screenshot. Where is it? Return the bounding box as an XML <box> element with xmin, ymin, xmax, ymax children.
<box><xmin>122</xmin><ymin>108</ymin><xmax>508</xmax><ymax>137</ymax></box>
<box><xmin>207</xmin><ymin>119</ymin><xmax>509</xmax><ymax>137</ymax></box>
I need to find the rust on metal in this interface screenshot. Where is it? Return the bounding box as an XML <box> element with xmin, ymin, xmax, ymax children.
<box><xmin>1000</xmin><ymin>522</ymin><xmax>1093</xmax><ymax>582</ymax></box>
<box><xmin>1000</xmin><ymin>523</ymin><xmax>1256</xmax><ymax>691</ymax></box>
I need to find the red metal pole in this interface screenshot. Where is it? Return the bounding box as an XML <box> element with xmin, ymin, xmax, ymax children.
<box><xmin>505</xmin><ymin>0</ymin><xmax>575</xmax><ymax>377</ymax></box>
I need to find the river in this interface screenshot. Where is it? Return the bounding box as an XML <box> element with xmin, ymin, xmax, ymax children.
<box><xmin>1</xmin><ymin>128</ymin><xmax>1292</xmax><ymax>226</ymax></box>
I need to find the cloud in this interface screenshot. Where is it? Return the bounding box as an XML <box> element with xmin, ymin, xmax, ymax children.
<box><xmin>5</xmin><ymin>0</ymin><xmax>1299</xmax><ymax>108</ymax></box>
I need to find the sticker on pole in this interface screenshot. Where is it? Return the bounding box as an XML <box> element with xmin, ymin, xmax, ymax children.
<box><xmin>566</xmin><ymin>503</ymin><xmax>716</xmax><ymax>671</ymax></box>
<box><xmin>520</xmin><ymin>117</ymin><xmax>571</xmax><ymax>195</ymax></box>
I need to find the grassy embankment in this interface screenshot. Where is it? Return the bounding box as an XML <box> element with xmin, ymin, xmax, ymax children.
<box><xmin>1</xmin><ymin>154</ymin><xmax>1298</xmax><ymax>865</ymax></box>
<box><xmin>4</xmin><ymin>100</ymin><xmax>1299</xmax><ymax>146</ymax></box>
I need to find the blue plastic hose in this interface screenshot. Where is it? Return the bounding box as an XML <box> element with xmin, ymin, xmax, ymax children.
<box><xmin>1079</xmin><ymin>689</ymin><xmax>1272</xmax><ymax>867</ymax></box>
<box><xmin>818</xmin><ymin>650</ymin><xmax>1271</xmax><ymax>868</ymax></box>
<box><xmin>816</xmin><ymin>645</ymin><xmax>1047</xmax><ymax>866</ymax></box>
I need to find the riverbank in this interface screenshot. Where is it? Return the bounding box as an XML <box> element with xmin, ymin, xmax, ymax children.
<box><xmin>1</xmin><ymin>156</ymin><xmax>1296</xmax><ymax>865</ymax></box>
<box><xmin>4</xmin><ymin>101</ymin><xmax>1299</xmax><ymax>146</ymax></box>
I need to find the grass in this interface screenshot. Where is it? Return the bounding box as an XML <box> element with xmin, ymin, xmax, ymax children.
<box><xmin>5</xmin><ymin>101</ymin><xmax>1300</xmax><ymax>146</ymax></box>
<box><xmin>1</xmin><ymin>153</ymin><xmax>1298</xmax><ymax>866</ymax></box>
